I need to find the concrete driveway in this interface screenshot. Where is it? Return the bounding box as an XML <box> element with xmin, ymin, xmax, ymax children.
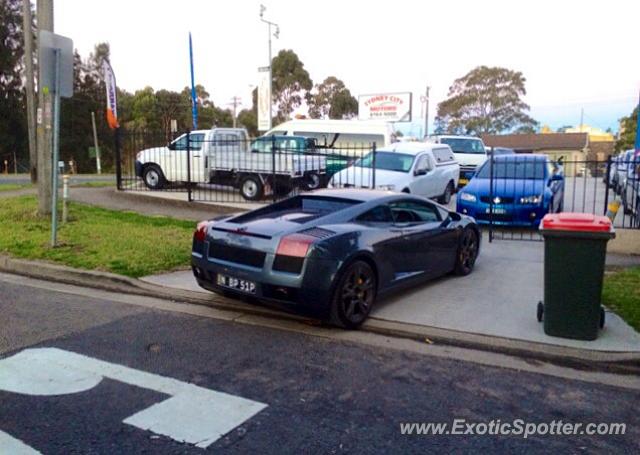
<box><xmin>142</xmin><ymin>234</ymin><xmax>640</xmax><ymax>354</ymax></box>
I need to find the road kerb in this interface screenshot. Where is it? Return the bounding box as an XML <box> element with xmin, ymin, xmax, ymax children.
<box><xmin>1</xmin><ymin>254</ymin><xmax>639</xmax><ymax>370</ymax></box>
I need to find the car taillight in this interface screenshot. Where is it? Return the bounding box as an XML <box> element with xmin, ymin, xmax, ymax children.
<box><xmin>194</xmin><ymin>221</ymin><xmax>209</xmax><ymax>242</ymax></box>
<box><xmin>276</xmin><ymin>233</ymin><xmax>316</xmax><ymax>257</ymax></box>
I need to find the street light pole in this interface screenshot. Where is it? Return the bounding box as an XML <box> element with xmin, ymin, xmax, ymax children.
<box><xmin>424</xmin><ymin>85</ymin><xmax>430</xmax><ymax>138</ymax></box>
<box><xmin>260</xmin><ymin>5</ymin><xmax>279</xmax><ymax>129</ymax></box>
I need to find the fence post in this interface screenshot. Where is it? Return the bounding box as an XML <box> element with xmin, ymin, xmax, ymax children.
<box><xmin>271</xmin><ymin>134</ymin><xmax>277</xmax><ymax>203</ymax></box>
<box><xmin>371</xmin><ymin>142</ymin><xmax>377</xmax><ymax>189</ymax></box>
<box><xmin>114</xmin><ymin>127</ymin><xmax>122</xmax><ymax>190</ymax></box>
<box><xmin>603</xmin><ymin>155</ymin><xmax>611</xmax><ymax>215</ymax></box>
<box><xmin>488</xmin><ymin>154</ymin><xmax>494</xmax><ymax>243</ymax></box>
<box><xmin>186</xmin><ymin>130</ymin><xmax>192</xmax><ymax>202</ymax></box>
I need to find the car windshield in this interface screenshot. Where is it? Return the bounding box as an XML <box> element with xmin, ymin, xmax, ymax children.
<box><xmin>476</xmin><ymin>160</ymin><xmax>547</xmax><ymax>179</ymax></box>
<box><xmin>355</xmin><ymin>152</ymin><xmax>415</xmax><ymax>173</ymax></box>
<box><xmin>439</xmin><ymin>138</ymin><xmax>485</xmax><ymax>154</ymax></box>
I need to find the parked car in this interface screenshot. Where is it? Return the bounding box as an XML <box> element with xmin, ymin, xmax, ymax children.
<box><xmin>622</xmin><ymin>153</ymin><xmax>640</xmax><ymax>226</ymax></box>
<box><xmin>250</xmin><ymin>135</ymin><xmax>352</xmax><ymax>186</ymax></box>
<box><xmin>427</xmin><ymin>135</ymin><xmax>488</xmax><ymax>188</ymax></box>
<box><xmin>192</xmin><ymin>189</ymin><xmax>480</xmax><ymax>328</ymax></box>
<box><xmin>486</xmin><ymin>146</ymin><xmax>515</xmax><ymax>156</ymax></box>
<box><xmin>606</xmin><ymin>155</ymin><xmax>619</xmax><ymax>187</ymax></box>
<box><xmin>135</xmin><ymin>128</ymin><xmax>326</xmax><ymax>200</ymax></box>
<box><xmin>327</xmin><ymin>142</ymin><xmax>459</xmax><ymax>204</ymax></box>
<box><xmin>615</xmin><ymin>150</ymin><xmax>634</xmax><ymax>194</ymax></box>
<box><xmin>456</xmin><ymin>154</ymin><xmax>564</xmax><ymax>227</ymax></box>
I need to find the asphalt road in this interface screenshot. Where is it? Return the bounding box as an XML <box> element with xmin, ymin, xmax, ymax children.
<box><xmin>1</xmin><ymin>274</ymin><xmax>639</xmax><ymax>454</ymax></box>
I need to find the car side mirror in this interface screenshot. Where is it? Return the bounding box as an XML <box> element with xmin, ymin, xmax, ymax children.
<box><xmin>415</xmin><ymin>168</ymin><xmax>428</xmax><ymax>176</ymax></box>
<box><xmin>167</xmin><ymin>142</ymin><xmax>175</xmax><ymax>151</ymax></box>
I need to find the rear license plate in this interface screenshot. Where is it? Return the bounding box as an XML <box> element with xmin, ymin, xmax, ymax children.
<box><xmin>486</xmin><ymin>207</ymin><xmax>507</xmax><ymax>214</ymax></box>
<box><xmin>459</xmin><ymin>178</ymin><xmax>468</xmax><ymax>185</ymax></box>
<box><xmin>216</xmin><ymin>274</ymin><xmax>256</xmax><ymax>294</ymax></box>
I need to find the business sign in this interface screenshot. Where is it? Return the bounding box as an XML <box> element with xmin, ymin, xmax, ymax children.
<box><xmin>257</xmin><ymin>67</ymin><xmax>271</xmax><ymax>131</ymax></box>
<box><xmin>358</xmin><ymin>92</ymin><xmax>412</xmax><ymax>122</ymax></box>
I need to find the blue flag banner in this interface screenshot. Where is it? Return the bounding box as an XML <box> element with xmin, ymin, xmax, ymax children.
<box><xmin>189</xmin><ymin>32</ymin><xmax>198</xmax><ymax>130</ymax></box>
<box><xmin>635</xmin><ymin>95</ymin><xmax>640</xmax><ymax>158</ymax></box>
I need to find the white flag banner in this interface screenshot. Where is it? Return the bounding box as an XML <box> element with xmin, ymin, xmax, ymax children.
<box><xmin>257</xmin><ymin>67</ymin><xmax>271</xmax><ymax>131</ymax></box>
<box><xmin>103</xmin><ymin>60</ymin><xmax>119</xmax><ymax>129</ymax></box>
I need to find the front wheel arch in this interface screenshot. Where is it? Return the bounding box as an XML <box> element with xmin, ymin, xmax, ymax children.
<box><xmin>331</xmin><ymin>252</ymin><xmax>380</xmax><ymax>296</ymax></box>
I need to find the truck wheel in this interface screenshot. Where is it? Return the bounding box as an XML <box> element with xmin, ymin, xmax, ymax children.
<box><xmin>438</xmin><ymin>182</ymin><xmax>454</xmax><ymax>204</ymax></box>
<box><xmin>303</xmin><ymin>173</ymin><xmax>322</xmax><ymax>190</ymax></box>
<box><xmin>143</xmin><ymin>165</ymin><xmax>166</xmax><ymax>190</ymax></box>
<box><xmin>239</xmin><ymin>175</ymin><xmax>264</xmax><ymax>201</ymax></box>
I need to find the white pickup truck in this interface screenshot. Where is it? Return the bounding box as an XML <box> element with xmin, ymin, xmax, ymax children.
<box><xmin>328</xmin><ymin>142</ymin><xmax>460</xmax><ymax>204</ymax></box>
<box><xmin>135</xmin><ymin>128</ymin><xmax>326</xmax><ymax>200</ymax></box>
<box><xmin>427</xmin><ymin>135</ymin><xmax>487</xmax><ymax>187</ymax></box>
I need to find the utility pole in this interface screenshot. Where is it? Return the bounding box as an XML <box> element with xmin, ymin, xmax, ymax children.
<box><xmin>260</xmin><ymin>5</ymin><xmax>279</xmax><ymax>129</ymax></box>
<box><xmin>36</xmin><ymin>0</ymin><xmax>54</xmax><ymax>216</ymax></box>
<box><xmin>91</xmin><ymin>112</ymin><xmax>102</xmax><ymax>174</ymax></box>
<box><xmin>228</xmin><ymin>96</ymin><xmax>242</xmax><ymax>128</ymax></box>
<box><xmin>424</xmin><ymin>85</ymin><xmax>430</xmax><ymax>138</ymax></box>
<box><xmin>23</xmin><ymin>0</ymin><xmax>37</xmax><ymax>183</ymax></box>
<box><xmin>579</xmin><ymin>108</ymin><xmax>584</xmax><ymax>132</ymax></box>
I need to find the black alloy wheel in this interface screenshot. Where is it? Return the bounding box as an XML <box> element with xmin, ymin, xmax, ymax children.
<box><xmin>330</xmin><ymin>261</ymin><xmax>376</xmax><ymax>329</ymax></box>
<box><xmin>454</xmin><ymin>228</ymin><xmax>479</xmax><ymax>276</ymax></box>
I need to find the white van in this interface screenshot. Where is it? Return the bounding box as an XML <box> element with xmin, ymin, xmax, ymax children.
<box><xmin>265</xmin><ymin>119</ymin><xmax>395</xmax><ymax>149</ymax></box>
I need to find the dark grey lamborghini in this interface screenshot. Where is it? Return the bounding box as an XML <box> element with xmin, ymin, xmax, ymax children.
<box><xmin>192</xmin><ymin>189</ymin><xmax>480</xmax><ymax>328</ymax></box>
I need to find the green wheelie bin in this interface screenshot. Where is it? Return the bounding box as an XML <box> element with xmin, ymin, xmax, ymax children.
<box><xmin>537</xmin><ymin>213</ymin><xmax>615</xmax><ymax>340</ymax></box>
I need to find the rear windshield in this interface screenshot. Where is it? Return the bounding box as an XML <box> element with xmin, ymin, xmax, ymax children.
<box><xmin>476</xmin><ymin>160</ymin><xmax>547</xmax><ymax>179</ymax></box>
<box><xmin>356</xmin><ymin>152</ymin><xmax>415</xmax><ymax>172</ymax></box>
<box><xmin>229</xmin><ymin>195</ymin><xmax>359</xmax><ymax>224</ymax></box>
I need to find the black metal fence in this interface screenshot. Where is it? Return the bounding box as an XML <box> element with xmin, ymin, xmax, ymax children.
<box><xmin>470</xmin><ymin>156</ymin><xmax>640</xmax><ymax>242</ymax></box>
<box><xmin>116</xmin><ymin>129</ymin><xmax>378</xmax><ymax>204</ymax></box>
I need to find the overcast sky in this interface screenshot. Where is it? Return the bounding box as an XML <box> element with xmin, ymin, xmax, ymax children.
<box><xmin>55</xmin><ymin>0</ymin><xmax>639</xmax><ymax>134</ymax></box>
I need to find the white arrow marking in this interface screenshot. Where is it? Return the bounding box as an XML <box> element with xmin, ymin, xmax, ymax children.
<box><xmin>0</xmin><ymin>348</ymin><xmax>267</xmax><ymax>449</ymax></box>
<box><xmin>0</xmin><ymin>430</ymin><xmax>42</xmax><ymax>455</ymax></box>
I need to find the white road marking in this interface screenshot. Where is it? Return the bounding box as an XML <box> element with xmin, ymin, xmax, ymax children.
<box><xmin>0</xmin><ymin>348</ymin><xmax>267</xmax><ymax>449</ymax></box>
<box><xmin>0</xmin><ymin>430</ymin><xmax>42</xmax><ymax>455</ymax></box>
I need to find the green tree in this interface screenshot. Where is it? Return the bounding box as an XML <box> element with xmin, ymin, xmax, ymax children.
<box><xmin>0</xmin><ymin>0</ymin><xmax>27</xmax><ymax>170</ymax></box>
<box><xmin>271</xmin><ymin>49</ymin><xmax>312</xmax><ymax>122</ymax></box>
<box><xmin>307</xmin><ymin>76</ymin><xmax>358</xmax><ymax>119</ymax></box>
<box><xmin>237</xmin><ymin>87</ymin><xmax>258</xmax><ymax>137</ymax></box>
<box><xmin>616</xmin><ymin>106</ymin><xmax>638</xmax><ymax>153</ymax></box>
<box><xmin>435</xmin><ymin>66</ymin><xmax>538</xmax><ymax>135</ymax></box>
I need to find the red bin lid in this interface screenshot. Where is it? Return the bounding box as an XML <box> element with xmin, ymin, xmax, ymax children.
<box><xmin>541</xmin><ymin>212</ymin><xmax>612</xmax><ymax>232</ymax></box>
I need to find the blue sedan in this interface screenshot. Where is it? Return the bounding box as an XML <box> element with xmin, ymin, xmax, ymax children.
<box><xmin>456</xmin><ymin>154</ymin><xmax>564</xmax><ymax>227</ymax></box>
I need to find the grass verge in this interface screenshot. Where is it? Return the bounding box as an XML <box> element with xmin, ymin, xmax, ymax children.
<box><xmin>0</xmin><ymin>195</ymin><xmax>194</xmax><ymax>278</ymax></box>
<box><xmin>0</xmin><ymin>183</ymin><xmax>32</xmax><ymax>192</ymax></box>
<box><xmin>603</xmin><ymin>267</ymin><xmax>640</xmax><ymax>332</ymax></box>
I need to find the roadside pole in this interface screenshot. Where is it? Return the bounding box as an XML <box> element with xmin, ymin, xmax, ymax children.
<box><xmin>23</xmin><ymin>0</ymin><xmax>37</xmax><ymax>183</ymax></box>
<box><xmin>39</xmin><ymin>30</ymin><xmax>73</xmax><ymax>247</ymax></box>
<box><xmin>62</xmin><ymin>174</ymin><xmax>69</xmax><ymax>223</ymax></box>
<box><xmin>424</xmin><ymin>85</ymin><xmax>430</xmax><ymax>138</ymax></box>
<box><xmin>91</xmin><ymin>111</ymin><xmax>102</xmax><ymax>174</ymax></box>
<box><xmin>51</xmin><ymin>48</ymin><xmax>61</xmax><ymax>247</ymax></box>
<box><xmin>36</xmin><ymin>0</ymin><xmax>54</xmax><ymax>216</ymax></box>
